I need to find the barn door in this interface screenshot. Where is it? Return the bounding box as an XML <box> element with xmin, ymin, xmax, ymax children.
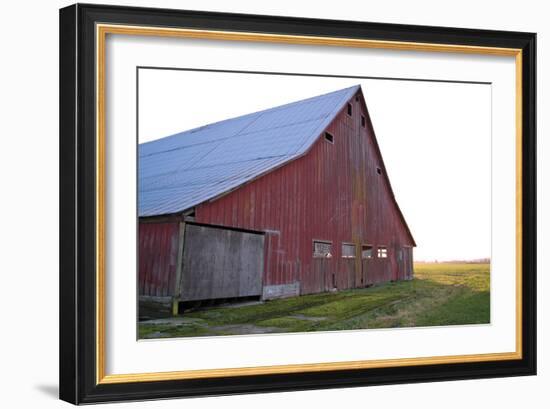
<box><xmin>179</xmin><ymin>223</ymin><xmax>265</xmax><ymax>302</ymax></box>
<box><xmin>361</xmin><ymin>245</ymin><xmax>373</xmax><ymax>286</ymax></box>
<box><xmin>397</xmin><ymin>248</ymin><xmax>404</xmax><ymax>280</ymax></box>
<box><xmin>403</xmin><ymin>247</ymin><xmax>413</xmax><ymax>279</ymax></box>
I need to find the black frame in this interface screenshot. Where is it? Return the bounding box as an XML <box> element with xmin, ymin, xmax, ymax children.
<box><xmin>59</xmin><ymin>3</ymin><xmax>536</xmax><ymax>404</ymax></box>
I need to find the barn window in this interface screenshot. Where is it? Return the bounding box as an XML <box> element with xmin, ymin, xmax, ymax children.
<box><xmin>324</xmin><ymin>132</ymin><xmax>334</xmax><ymax>144</ymax></box>
<box><xmin>341</xmin><ymin>243</ymin><xmax>356</xmax><ymax>258</ymax></box>
<box><xmin>376</xmin><ymin>167</ymin><xmax>382</xmax><ymax>175</ymax></box>
<box><xmin>347</xmin><ymin>103</ymin><xmax>352</xmax><ymax>116</ymax></box>
<box><xmin>362</xmin><ymin>245</ymin><xmax>373</xmax><ymax>259</ymax></box>
<box><xmin>377</xmin><ymin>246</ymin><xmax>388</xmax><ymax>258</ymax></box>
<box><xmin>361</xmin><ymin>115</ymin><xmax>366</xmax><ymax>127</ymax></box>
<box><xmin>313</xmin><ymin>240</ymin><xmax>332</xmax><ymax>258</ymax></box>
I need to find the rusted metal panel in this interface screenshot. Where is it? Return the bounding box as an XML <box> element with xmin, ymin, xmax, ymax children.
<box><xmin>138</xmin><ymin>221</ymin><xmax>180</xmax><ymax>297</ymax></box>
<box><xmin>179</xmin><ymin>223</ymin><xmax>265</xmax><ymax>301</ymax></box>
<box><xmin>194</xmin><ymin>89</ymin><xmax>415</xmax><ymax>295</ymax></box>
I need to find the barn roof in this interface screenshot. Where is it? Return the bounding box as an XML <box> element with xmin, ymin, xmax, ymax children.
<box><xmin>139</xmin><ymin>85</ymin><xmax>360</xmax><ymax>217</ymax></box>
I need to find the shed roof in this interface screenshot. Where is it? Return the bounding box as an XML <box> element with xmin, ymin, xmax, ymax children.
<box><xmin>139</xmin><ymin>85</ymin><xmax>360</xmax><ymax>217</ymax></box>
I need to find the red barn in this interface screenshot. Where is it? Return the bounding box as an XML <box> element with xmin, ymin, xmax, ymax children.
<box><xmin>138</xmin><ymin>85</ymin><xmax>415</xmax><ymax>314</ymax></box>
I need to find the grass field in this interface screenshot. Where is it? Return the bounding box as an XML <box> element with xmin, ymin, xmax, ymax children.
<box><xmin>139</xmin><ymin>262</ymin><xmax>490</xmax><ymax>339</ymax></box>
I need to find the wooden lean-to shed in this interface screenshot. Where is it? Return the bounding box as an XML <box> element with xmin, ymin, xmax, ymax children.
<box><xmin>138</xmin><ymin>85</ymin><xmax>416</xmax><ymax>314</ymax></box>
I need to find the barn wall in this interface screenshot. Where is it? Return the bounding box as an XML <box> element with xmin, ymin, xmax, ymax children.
<box><xmin>138</xmin><ymin>221</ymin><xmax>180</xmax><ymax>297</ymax></box>
<box><xmin>194</xmin><ymin>90</ymin><xmax>414</xmax><ymax>295</ymax></box>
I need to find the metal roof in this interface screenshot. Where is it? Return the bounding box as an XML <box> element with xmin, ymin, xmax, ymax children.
<box><xmin>139</xmin><ymin>85</ymin><xmax>360</xmax><ymax>217</ymax></box>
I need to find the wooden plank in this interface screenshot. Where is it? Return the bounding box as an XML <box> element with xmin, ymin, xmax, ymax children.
<box><xmin>172</xmin><ymin>221</ymin><xmax>186</xmax><ymax>315</ymax></box>
<box><xmin>262</xmin><ymin>282</ymin><xmax>300</xmax><ymax>300</ymax></box>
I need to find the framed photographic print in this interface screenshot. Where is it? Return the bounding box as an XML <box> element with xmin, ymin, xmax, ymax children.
<box><xmin>59</xmin><ymin>3</ymin><xmax>536</xmax><ymax>404</ymax></box>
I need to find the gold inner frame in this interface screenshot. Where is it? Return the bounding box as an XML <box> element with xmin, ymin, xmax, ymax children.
<box><xmin>95</xmin><ymin>23</ymin><xmax>523</xmax><ymax>385</ymax></box>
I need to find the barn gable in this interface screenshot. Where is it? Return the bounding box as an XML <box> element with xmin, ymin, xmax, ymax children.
<box><xmin>139</xmin><ymin>85</ymin><xmax>360</xmax><ymax>217</ymax></box>
<box><xmin>355</xmin><ymin>90</ymin><xmax>416</xmax><ymax>247</ymax></box>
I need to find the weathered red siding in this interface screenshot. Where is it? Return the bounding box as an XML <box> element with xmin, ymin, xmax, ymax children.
<box><xmin>138</xmin><ymin>221</ymin><xmax>179</xmax><ymax>297</ymax></box>
<box><xmin>193</xmin><ymin>90</ymin><xmax>414</xmax><ymax>295</ymax></box>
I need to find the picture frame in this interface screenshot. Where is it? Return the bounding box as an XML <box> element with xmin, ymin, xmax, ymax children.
<box><xmin>59</xmin><ymin>3</ymin><xmax>536</xmax><ymax>404</ymax></box>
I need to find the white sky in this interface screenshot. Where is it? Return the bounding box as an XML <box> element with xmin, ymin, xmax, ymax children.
<box><xmin>138</xmin><ymin>69</ymin><xmax>491</xmax><ymax>261</ymax></box>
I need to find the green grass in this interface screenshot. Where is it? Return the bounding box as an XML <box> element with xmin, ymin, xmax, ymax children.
<box><xmin>138</xmin><ymin>262</ymin><xmax>490</xmax><ymax>339</ymax></box>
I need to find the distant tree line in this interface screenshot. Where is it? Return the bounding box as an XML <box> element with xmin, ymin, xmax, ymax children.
<box><xmin>416</xmin><ymin>258</ymin><xmax>490</xmax><ymax>264</ymax></box>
